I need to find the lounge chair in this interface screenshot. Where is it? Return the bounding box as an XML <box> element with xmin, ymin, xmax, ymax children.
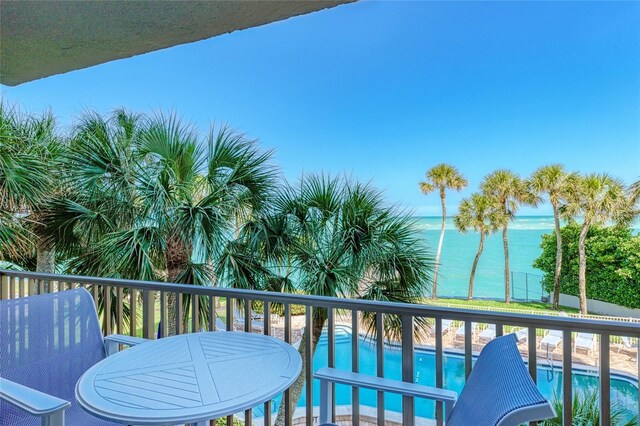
<box><xmin>574</xmin><ymin>333</ymin><xmax>596</xmax><ymax>355</ymax></box>
<box><xmin>315</xmin><ymin>334</ymin><xmax>555</xmax><ymax>426</ymax></box>
<box><xmin>478</xmin><ymin>324</ymin><xmax>496</xmax><ymax>343</ymax></box>
<box><xmin>216</xmin><ymin>317</ymin><xmax>229</xmax><ymax>331</ymax></box>
<box><xmin>454</xmin><ymin>322</ymin><xmax>478</xmax><ymax>342</ymax></box>
<box><xmin>234</xmin><ymin>307</ymin><xmax>265</xmax><ymax>332</ymax></box>
<box><xmin>514</xmin><ymin>327</ymin><xmax>528</xmax><ymax>344</ymax></box>
<box><xmin>618</xmin><ymin>336</ymin><xmax>638</xmax><ymax>353</ymax></box>
<box><xmin>442</xmin><ymin>319</ymin><xmax>454</xmax><ymax>334</ymax></box>
<box><xmin>0</xmin><ymin>289</ymin><xmax>148</xmax><ymax>426</ymax></box>
<box><xmin>539</xmin><ymin>329</ymin><xmax>563</xmax><ymax>352</ymax></box>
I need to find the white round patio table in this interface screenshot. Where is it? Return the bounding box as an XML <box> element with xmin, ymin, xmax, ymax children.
<box><xmin>76</xmin><ymin>331</ymin><xmax>302</xmax><ymax>426</ymax></box>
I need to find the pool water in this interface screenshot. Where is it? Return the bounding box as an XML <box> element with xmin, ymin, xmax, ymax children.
<box><xmin>256</xmin><ymin>327</ymin><xmax>638</xmax><ymax>420</ymax></box>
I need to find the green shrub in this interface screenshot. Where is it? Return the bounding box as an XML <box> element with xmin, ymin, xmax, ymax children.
<box><xmin>251</xmin><ymin>300</ymin><xmax>306</xmax><ymax>316</ymax></box>
<box><xmin>542</xmin><ymin>389</ymin><xmax>638</xmax><ymax>425</ymax></box>
<box><xmin>215</xmin><ymin>417</ymin><xmax>244</xmax><ymax>426</ymax></box>
<box><xmin>533</xmin><ymin>224</ymin><xmax>640</xmax><ymax>309</ymax></box>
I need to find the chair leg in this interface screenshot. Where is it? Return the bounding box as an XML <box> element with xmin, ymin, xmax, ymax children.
<box><xmin>42</xmin><ymin>410</ymin><xmax>64</xmax><ymax>426</ymax></box>
<box><xmin>319</xmin><ymin>378</ymin><xmax>333</xmax><ymax>425</ymax></box>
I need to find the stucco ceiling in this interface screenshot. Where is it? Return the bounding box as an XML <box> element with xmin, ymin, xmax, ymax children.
<box><xmin>0</xmin><ymin>0</ymin><xmax>352</xmax><ymax>86</ymax></box>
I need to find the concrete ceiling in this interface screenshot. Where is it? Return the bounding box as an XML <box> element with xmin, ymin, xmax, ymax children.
<box><xmin>0</xmin><ymin>0</ymin><xmax>352</xmax><ymax>86</ymax></box>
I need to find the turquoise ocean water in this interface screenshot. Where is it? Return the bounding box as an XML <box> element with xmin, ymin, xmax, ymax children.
<box><xmin>413</xmin><ymin>215</ymin><xmax>639</xmax><ymax>300</ymax></box>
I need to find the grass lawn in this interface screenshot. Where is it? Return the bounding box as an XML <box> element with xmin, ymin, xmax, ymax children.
<box><xmin>423</xmin><ymin>298</ymin><xmax>581</xmax><ymax>315</ymax></box>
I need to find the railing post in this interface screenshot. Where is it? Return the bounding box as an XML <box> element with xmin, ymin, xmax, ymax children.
<box><xmin>129</xmin><ymin>288</ymin><xmax>137</xmax><ymax>337</ymax></box>
<box><xmin>562</xmin><ymin>330</ymin><xmax>573</xmax><ymax>426</ymax></box>
<box><xmin>142</xmin><ymin>289</ymin><xmax>155</xmax><ymax>339</ymax></box>
<box><xmin>401</xmin><ymin>315</ymin><xmax>415</xmax><ymax>426</ymax></box>
<box><xmin>103</xmin><ymin>286</ymin><xmax>112</xmax><ymax>336</ymax></box>
<box><xmin>192</xmin><ymin>293</ymin><xmax>199</xmax><ymax>333</ymax></box>
<box><xmin>284</xmin><ymin>303</ymin><xmax>292</xmax><ymax>426</ymax></box>
<box><xmin>305</xmin><ymin>305</ymin><xmax>313</xmax><ymax>426</ymax></box>
<box><xmin>352</xmin><ymin>309</ymin><xmax>360</xmax><ymax>426</ymax></box>
<box><xmin>376</xmin><ymin>313</ymin><xmax>385</xmax><ymax>426</ymax></box>
<box><xmin>599</xmin><ymin>334</ymin><xmax>610</xmax><ymax>425</ymax></box>
<box><xmin>528</xmin><ymin>327</ymin><xmax>538</xmax><ymax>426</ymax></box>
<box><xmin>0</xmin><ymin>274</ymin><xmax>9</xmax><ymax>300</ymax></box>
<box><xmin>435</xmin><ymin>318</ymin><xmax>444</xmax><ymax>426</ymax></box>
<box><xmin>464</xmin><ymin>320</ymin><xmax>472</xmax><ymax>379</ymax></box>
<box><xmin>328</xmin><ymin>308</ymin><xmax>336</xmax><ymax>424</ymax></box>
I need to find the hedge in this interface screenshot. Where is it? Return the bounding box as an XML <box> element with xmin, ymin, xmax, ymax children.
<box><xmin>533</xmin><ymin>224</ymin><xmax>640</xmax><ymax>309</ymax></box>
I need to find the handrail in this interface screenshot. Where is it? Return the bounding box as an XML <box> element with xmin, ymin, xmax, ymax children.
<box><xmin>2</xmin><ymin>268</ymin><xmax>639</xmax><ymax>426</ymax></box>
<box><xmin>2</xmin><ymin>269</ymin><xmax>639</xmax><ymax>337</ymax></box>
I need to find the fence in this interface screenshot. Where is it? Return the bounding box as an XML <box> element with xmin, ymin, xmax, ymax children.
<box><xmin>511</xmin><ymin>271</ymin><xmax>549</xmax><ymax>302</ymax></box>
<box><xmin>1</xmin><ymin>269</ymin><xmax>639</xmax><ymax>426</ymax></box>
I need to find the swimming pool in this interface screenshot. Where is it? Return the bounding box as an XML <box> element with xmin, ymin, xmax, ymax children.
<box><xmin>256</xmin><ymin>326</ymin><xmax>638</xmax><ymax>420</ymax></box>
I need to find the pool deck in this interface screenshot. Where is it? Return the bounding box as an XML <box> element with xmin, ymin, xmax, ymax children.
<box><xmin>250</xmin><ymin>405</ymin><xmax>436</xmax><ymax>426</ymax></box>
<box><xmin>263</xmin><ymin>312</ymin><xmax>639</xmax><ymax>379</ymax></box>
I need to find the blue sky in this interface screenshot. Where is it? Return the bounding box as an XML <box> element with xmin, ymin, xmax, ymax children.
<box><xmin>2</xmin><ymin>1</ymin><xmax>639</xmax><ymax>216</ymax></box>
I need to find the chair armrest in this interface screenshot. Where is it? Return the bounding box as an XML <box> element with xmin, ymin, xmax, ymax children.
<box><xmin>314</xmin><ymin>368</ymin><xmax>457</xmax><ymax>403</ymax></box>
<box><xmin>314</xmin><ymin>368</ymin><xmax>458</xmax><ymax>424</ymax></box>
<box><xmin>0</xmin><ymin>377</ymin><xmax>70</xmax><ymax>417</ymax></box>
<box><xmin>104</xmin><ymin>334</ymin><xmax>149</xmax><ymax>356</ymax></box>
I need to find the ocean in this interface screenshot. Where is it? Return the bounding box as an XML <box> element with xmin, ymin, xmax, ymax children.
<box><xmin>413</xmin><ymin>216</ymin><xmax>639</xmax><ymax>300</ymax></box>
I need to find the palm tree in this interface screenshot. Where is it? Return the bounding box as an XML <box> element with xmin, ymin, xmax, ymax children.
<box><xmin>562</xmin><ymin>173</ymin><xmax>628</xmax><ymax>314</ymax></box>
<box><xmin>629</xmin><ymin>179</ymin><xmax>639</xmax><ymax>218</ymax></box>
<box><xmin>454</xmin><ymin>193</ymin><xmax>502</xmax><ymax>300</ymax></box>
<box><xmin>528</xmin><ymin>165</ymin><xmax>579</xmax><ymax>309</ymax></box>
<box><xmin>224</xmin><ymin>175</ymin><xmax>434</xmax><ymax>426</ymax></box>
<box><xmin>48</xmin><ymin>110</ymin><xmax>276</xmax><ymax>332</ymax></box>
<box><xmin>0</xmin><ymin>103</ymin><xmax>61</xmax><ymax>279</ymax></box>
<box><xmin>419</xmin><ymin>164</ymin><xmax>467</xmax><ymax>299</ymax></box>
<box><xmin>481</xmin><ymin>170</ymin><xmax>536</xmax><ymax>303</ymax></box>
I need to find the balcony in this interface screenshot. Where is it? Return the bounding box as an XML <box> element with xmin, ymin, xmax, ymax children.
<box><xmin>1</xmin><ymin>269</ymin><xmax>639</xmax><ymax>426</ymax></box>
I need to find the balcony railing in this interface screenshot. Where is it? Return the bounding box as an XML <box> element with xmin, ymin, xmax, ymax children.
<box><xmin>1</xmin><ymin>269</ymin><xmax>639</xmax><ymax>426</ymax></box>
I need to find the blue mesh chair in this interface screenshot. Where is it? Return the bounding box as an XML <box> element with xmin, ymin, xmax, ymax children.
<box><xmin>0</xmin><ymin>288</ymin><xmax>148</xmax><ymax>426</ymax></box>
<box><xmin>315</xmin><ymin>333</ymin><xmax>555</xmax><ymax>426</ymax></box>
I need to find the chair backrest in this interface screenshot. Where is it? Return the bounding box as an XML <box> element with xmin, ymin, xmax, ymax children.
<box><xmin>234</xmin><ymin>307</ymin><xmax>245</xmax><ymax>321</ymax></box>
<box><xmin>549</xmin><ymin>329</ymin><xmax>563</xmax><ymax>338</ymax></box>
<box><xmin>446</xmin><ymin>334</ymin><xmax>553</xmax><ymax>426</ymax></box>
<box><xmin>0</xmin><ymin>289</ymin><xmax>105</xmax><ymax>424</ymax></box>
<box><xmin>577</xmin><ymin>333</ymin><xmax>594</xmax><ymax>340</ymax></box>
<box><xmin>216</xmin><ymin>317</ymin><xmax>228</xmax><ymax>330</ymax></box>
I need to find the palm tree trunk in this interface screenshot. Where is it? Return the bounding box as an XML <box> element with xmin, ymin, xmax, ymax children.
<box><xmin>432</xmin><ymin>188</ymin><xmax>446</xmax><ymax>299</ymax></box>
<box><xmin>502</xmin><ymin>225</ymin><xmax>511</xmax><ymax>303</ymax></box>
<box><xmin>166</xmin><ymin>236</ymin><xmax>189</xmax><ymax>336</ymax></box>
<box><xmin>274</xmin><ymin>311</ymin><xmax>326</xmax><ymax>426</ymax></box>
<box><xmin>468</xmin><ymin>232</ymin><xmax>485</xmax><ymax>300</ymax></box>
<box><xmin>35</xmin><ymin>236</ymin><xmax>55</xmax><ymax>293</ymax></box>
<box><xmin>552</xmin><ymin>203</ymin><xmax>563</xmax><ymax>309</ymax></box>
<box><xmin>578</xmin><ymin>221</ymin><xmax>590</xmax><ymax>315</ymax></box>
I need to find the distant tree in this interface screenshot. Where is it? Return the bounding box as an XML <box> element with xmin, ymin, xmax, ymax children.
<box><xmin>481</xmin><ymin>170</ymin><xmax>536</xmax><ymax>303</ymax></box>
<box><xmin>562</xmin><ymin>173</ymin><xmax>629</xmax><ymax>314</ymax></box>
<box><xmin>454</xmin><ymin>193</ymin><xmax>502</xmax><ymax>300</ymax></box>
<box><xmin>528</xmin><ymin>164</ymin><xmax>579</xmax><ymax>309</ymax></box>
<box><xmin>419</xmin><ymin>163</ymin><xmax>467</xmax><ymax>299</ymax></box>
